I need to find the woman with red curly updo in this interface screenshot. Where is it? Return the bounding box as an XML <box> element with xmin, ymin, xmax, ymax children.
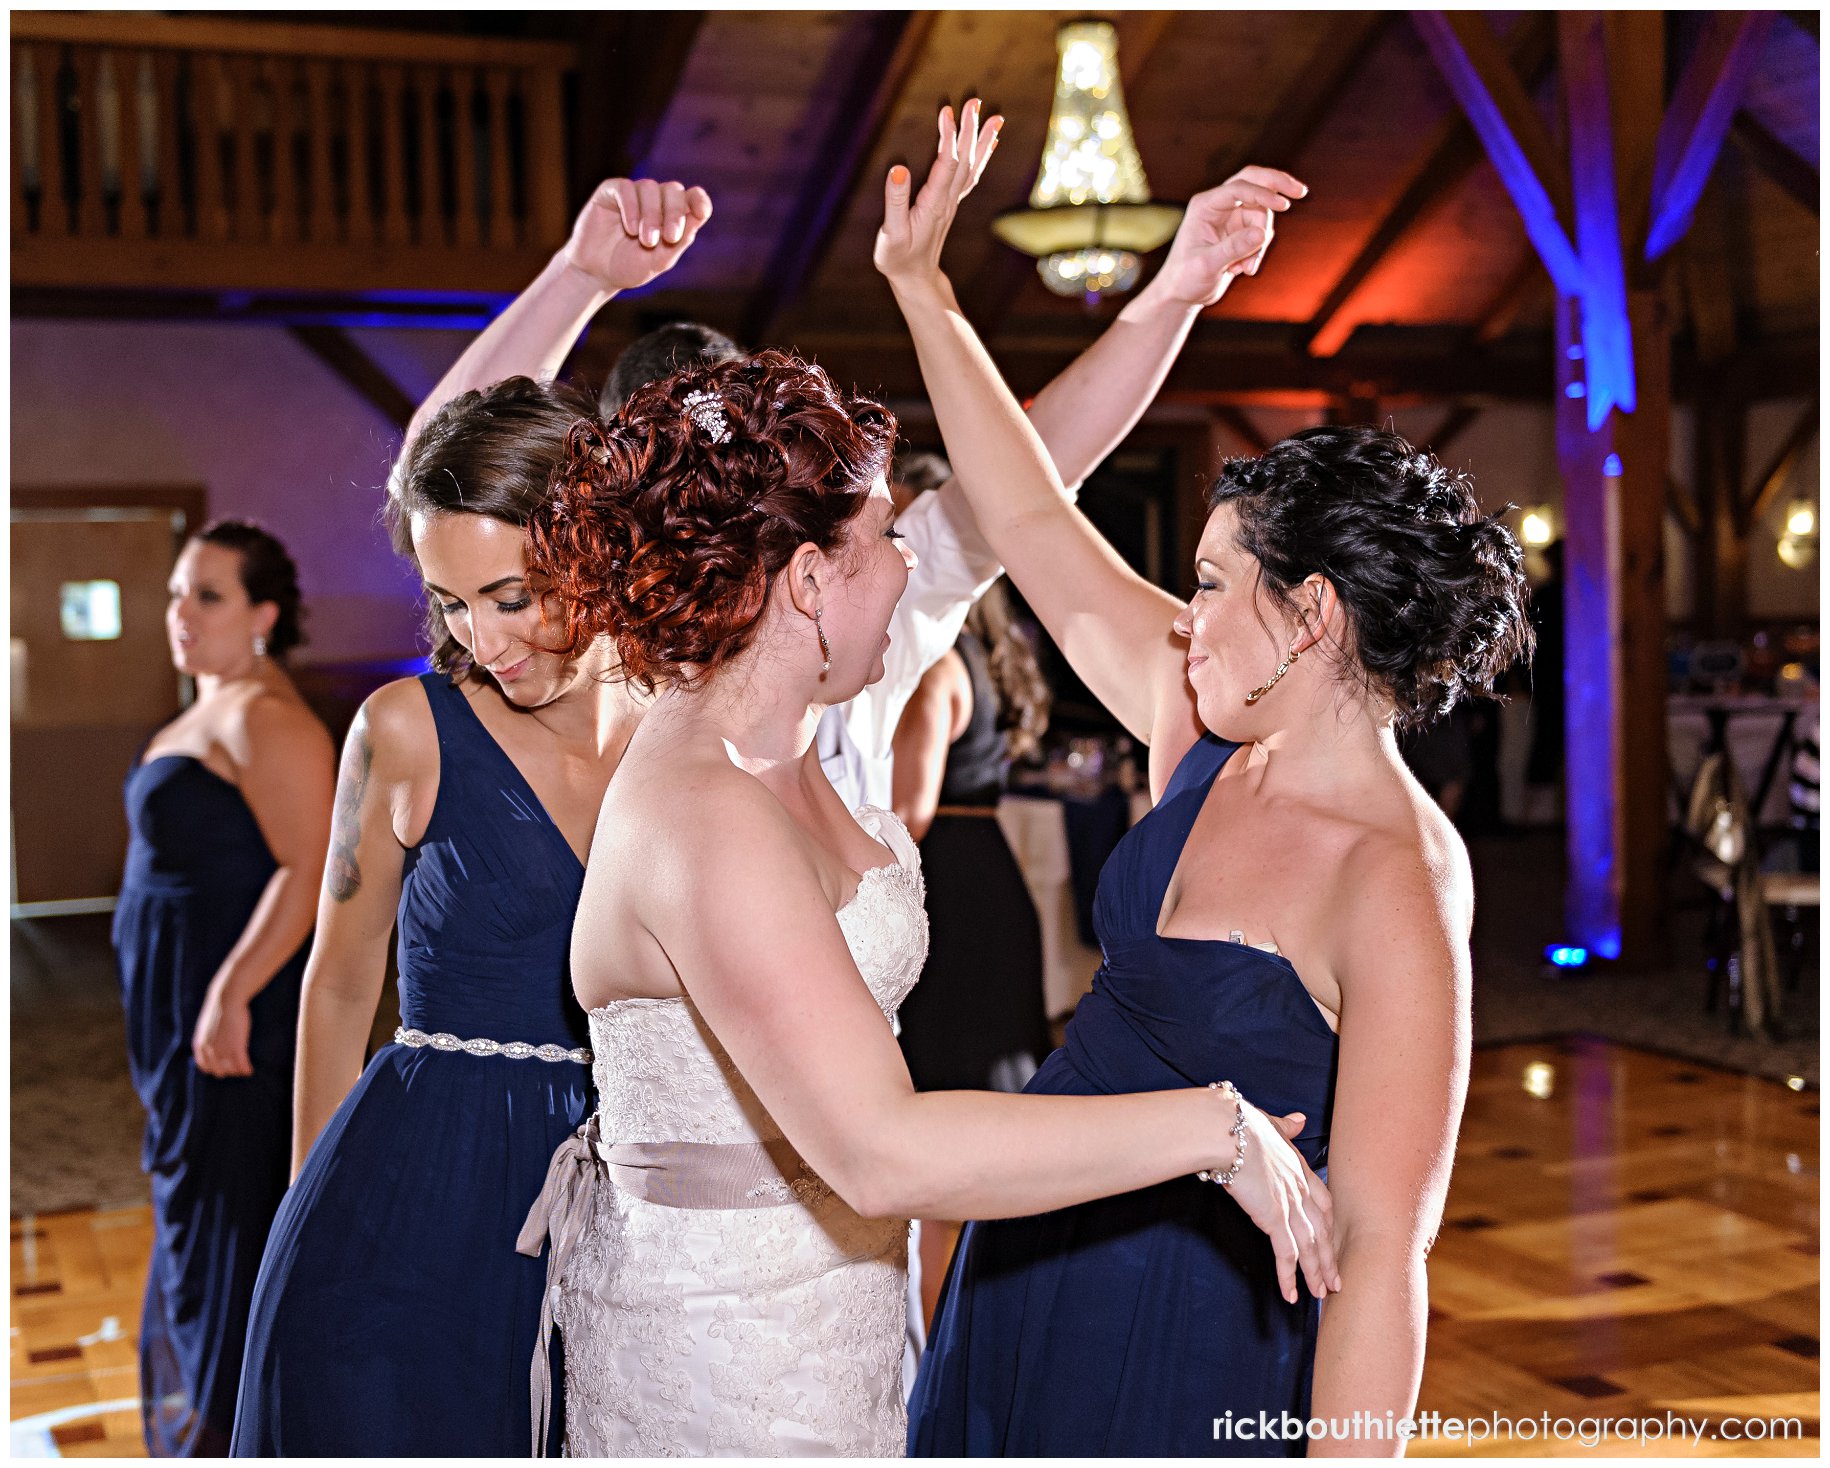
<box><xmin>515</xmin><ymin>112</ymin><xmax>1337</xmax><ymax>1458</ymax></box>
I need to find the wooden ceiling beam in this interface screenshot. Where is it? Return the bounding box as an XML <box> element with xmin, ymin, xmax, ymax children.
<box><xmin>1429</xmin><ymin>404</ymin><xmax>1483</xmax><ymax>456</ymax></box>
<box><xmin>1642</xmin><ymin>11</ymin><xmax>1777</xmax><ymax>260</ymax></box>
<box><xmin>1729</xmin><ymin>111</ymin><xmax>1819</xmax><ymax>217</ymax></box>
<box><xmin>1740</xmin><ymin>403</ymin><xmax>1819</xmax><ymax>534</ymax></box>
<box><xmin>1666</xmin><ymin>475</ymin><xmax>1702</xmax><ymax>537</ymax></box>
<box><xmin>288</xmin><ymin>326</ymin><xmax>415</xmax><ymax>430</ymax></box>
<box><xmin>1411</xmin><ymin>10</ymin><xmax>1582</xmax><ymax>295</ymax></box>
<box><xmin>741</xmin><ymin>11</ymin><xmax>936</xmax><ymax>347</ymax></box>
<box><xmin>1303</xmin><ymin>14</ymin><xmax>1554</xmax><ymax>357</ymax></box>
<box><xmin>1203</xmin><ymin>12</ymin><xmax>1396</xmax><ymax>183</ymax></box>
<box><xmin>1470</xmin><ymin>251</ymin><xmax>1548</xmax><ymax>345</ymax></box>
<box><xmin>579</xmin><ymin>13</ymin><xmax>706</xmax><ymax>189</ymax></box>
<box><xmin>1210</xmin><ymin>406</ymin><xmax>1269</xmax><ymax>456</ymax></box>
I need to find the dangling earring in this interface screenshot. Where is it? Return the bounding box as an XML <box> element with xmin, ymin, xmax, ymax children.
<box><xmin>253</xmin><ymin>633</ymin><xmax>269</xmax><ymax>659</ymax></box>
<box><xmin>1243</xmin><ymin>645</ymin><xmax>1299</xmax><ymax>705</ymax></box>
<box><xmin>814</xmin><ymin>607</ymin><xmax>831</xmax><ymax>675</ymax></box>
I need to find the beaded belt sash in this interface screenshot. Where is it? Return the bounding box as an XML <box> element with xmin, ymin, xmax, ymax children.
<box><xmin>393</xmin><ymin>1026</ymin><xmax>592</xmax><ymax>1066</ymax></box>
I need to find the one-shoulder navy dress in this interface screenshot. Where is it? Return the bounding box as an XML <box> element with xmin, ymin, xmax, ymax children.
<box><xmin>115</xmin><ymin>755</ymin><xmax>306</xmax><ymax>1456</ymax></box>
<box><xmin>233</xmin><ymin>673</ymin><xmax>591</xmax><ymax>1455</ymax></box>
<box><xmin>909</xmin><ymin>734</ymin><xmax>1340</xmax><ymax>1456</ymax></box>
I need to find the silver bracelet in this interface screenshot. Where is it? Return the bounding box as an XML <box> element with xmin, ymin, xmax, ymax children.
<box><xmin>1196</xmin><ymin>1080</ymin><xmax>1249</xmax><ymax>1186</ymax></box>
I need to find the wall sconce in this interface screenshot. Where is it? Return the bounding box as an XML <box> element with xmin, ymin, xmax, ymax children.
<box><xmin>1520</xmin><ymin>508</ymin><xmax>1556</xmax><ymax>547</ymax></box>
<box><xmin>991</xmin><ymin>20</ymin><xmax>1183</xmax><ymax>301</ymax></box>
<box><xmin>1777</xmin><ymin>498</ymin><xmax>1817</xmax><ymax>569</ymax></box>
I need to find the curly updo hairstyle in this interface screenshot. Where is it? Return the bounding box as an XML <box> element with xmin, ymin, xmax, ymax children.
<box><xmin>1208</xmin><ymin>425</ymin><xmax>1533</xmax><ymax>727</ymax></box>
<box><xmin>529</xmin><ymin>349</ymin><xmax>897</xmax><ymax>692</ymax></box>
<box><xmin>193</xmin><ymin>520</ymin><xmax>307</xmax><ymax>659</ymax></box>
<box><xmin>386</xmin><ymin>375</ymin><xmax>597</xmax><ymax>680</ymax></box>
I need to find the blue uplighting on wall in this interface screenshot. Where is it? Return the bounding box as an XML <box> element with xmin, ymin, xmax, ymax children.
<box><xmin>1602</xmin><ymin>453</ymin><xmax>1623</xmax><ymax>477</ymax></box>
<box><xmin>1545</xmin><ymin>945</ymin><xmax>1591</xmax><ymax>968</ymax></box>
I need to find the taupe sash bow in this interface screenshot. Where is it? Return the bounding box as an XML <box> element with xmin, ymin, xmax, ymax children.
<box><xmin>516</xmin><ymin>1119</ymin><xmax>829</xmax><ymax>1455</ymax></box>
<box><xmin>516</xmin><ymin>1115</ymin><xmax>602</xmax><ymax>1456</ymax></box>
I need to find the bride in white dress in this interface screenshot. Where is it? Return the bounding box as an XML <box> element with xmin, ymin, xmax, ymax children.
<box><xmin>518</xmin><ymin>101</ymin><xmax>1339</xmax><ymax>1458</ymax></box>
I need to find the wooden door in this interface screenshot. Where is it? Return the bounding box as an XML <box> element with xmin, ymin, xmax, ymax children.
<box><xmin>11</xmin><ymin>497</ymin><xmax>198</xmax><ymax>913</ymax></box>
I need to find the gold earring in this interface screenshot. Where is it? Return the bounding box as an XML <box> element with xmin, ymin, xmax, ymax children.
<box><xmin>814</xmin><ymin>607</ymin><xmax>831</xmax><ymax>675</ymax></box>
<box><xmin>1243</xmin><ymin>645</ymin><xmax>1299</xmax><ymax>705</ymax></box>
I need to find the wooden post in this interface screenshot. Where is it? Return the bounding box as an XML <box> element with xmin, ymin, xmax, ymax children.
<box><xmin>1553</xmin><ymin>290</ymin><xmax>1670</xmax><ymax>961</ymax></box>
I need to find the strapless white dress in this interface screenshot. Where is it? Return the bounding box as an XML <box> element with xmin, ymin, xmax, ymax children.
<box><xmin>544</xmin><ymin>808</ymin><xmax>928</xmax><ymax>1457</ymax></box>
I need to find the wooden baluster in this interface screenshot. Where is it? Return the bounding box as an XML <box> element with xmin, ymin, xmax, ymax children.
<box><xmin>303</xmin><ymin>58</ymin><xmax>336</xmax><ymax>245</ymax></box>
<box><xmin>375</xmin><ymin>62</ymin><xmax>410</xmax><ymax>247</ymax></box>
<box><xmin>266</xmin><ymin>56</ymin><xmax>298</xmax><ymax>245</ymax></box>
<box><xmin>35</xmin><ymin>43</ymin><xmax>67</xmax><ymax>238</ymax></box>
<box><xmin>483</xmin><ymin>66</ymin><xmax>514</xmax><ymax>248</ymax></box>
<box><xmin>521</xmin><ymin>61</ymin><xmax>567</xmax><ymax>248</ymax></box>
<box><xmin>196</xmin><ymin>54</ymin><xmax>231</xmax><ymax>242</ymax></box>
<box><xmin>150</xmin><ymin>49</ymin><xmax>183</xmax><ymax>239</ymax></box>
<box><xmin>115</xmin><ymin>49</ymin><xmax>148</xmax><ymax>240</ymax></box>
<box><xmin>415</xmin><ymin>64</ymin><xmax>444</xmax><ymax>247</ymax></box>
<box><xmin>14</xmin><ymin>45</ymin><xmax>38</xmax><ymax>238</ymax></box>
<box><xmin>344</xmin><ymin>61</ymin><xmax>375</xmax><ymax>247</ymax></box>
<box><xmin>69</xmin><ymin>45</ymin><xmax>103</xmax><ymax>238</ymax></box>
<box><xmin>451</xmin><ymin>64</ymin><xmax>480</xmax><ymax>248</ymax></box>
<box><xmin>228</xmin><ymin>54</ymin><xmax>263</xmax><ymax>242</ymax></box>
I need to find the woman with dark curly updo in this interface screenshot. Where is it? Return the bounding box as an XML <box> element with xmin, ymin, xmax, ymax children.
<box><xmin>885</xmin><ymin>112</ymin><xmax>1533</xmax><ymax>1455</ymax></box>
<box><xmin>117</xmin><ymin>521</ymin><xmax>334</xmax><ymax>1454</ymax></box>
<box><xmin>516</xmin><ymin>110</ymin><xmax>1336</xmax><ymax>1458</ymax></box>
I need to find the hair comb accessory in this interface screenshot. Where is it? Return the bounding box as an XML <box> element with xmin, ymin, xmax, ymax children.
<box><xmin>682</xmin><ymin>390</ymin><xmax>733</xmax><ymax>446</ymax></box>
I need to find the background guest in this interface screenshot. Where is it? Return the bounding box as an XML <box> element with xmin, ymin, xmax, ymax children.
<box><xmin>116</xmin><ymin>521</ymin><xmax>333</xmax><ymax>1455</ymax></box>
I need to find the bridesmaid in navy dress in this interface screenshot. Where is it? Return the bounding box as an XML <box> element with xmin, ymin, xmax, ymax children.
<box><xmin>232</xmin><ymin>173</ymin><xmax>713</xmax><ymax>1455</ymax></box>
<box><xmin>118</xmin><ymin>522</ymin><xmax>334</xmax><ymax>1455</ymax></box>
<box><xmin>874</xmin><ymin>133</ymin><xmax>1532</xmax><ymax>1453</ymax></box>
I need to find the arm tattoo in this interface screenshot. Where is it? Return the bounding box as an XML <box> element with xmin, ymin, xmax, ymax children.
<box><xmin>328</xmin><ymin>720</ymin><xmax>373</xmax><ymax>903</ymax></box>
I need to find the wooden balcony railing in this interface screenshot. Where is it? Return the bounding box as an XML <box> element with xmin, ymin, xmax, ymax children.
<box><xmin>11</xmin><ymin>14</ymin><xmax>576</xmax><ymax>300</ymax></box>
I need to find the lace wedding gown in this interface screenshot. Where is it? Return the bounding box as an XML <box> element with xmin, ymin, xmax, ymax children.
<box><xmin>524</xmin><ymin>808</ymin><xmax>928</xmax><ymax>1457</ymax></box>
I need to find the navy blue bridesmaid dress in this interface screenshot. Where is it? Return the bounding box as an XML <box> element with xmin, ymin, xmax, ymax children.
<box><xmin>115</xmin><ymin>755</ymin><xmax>306</xmax><ymax>1456</ymax></box>
<box><xmin>909</xmin><ymin>733</ymin><xmax>1340</xmax><ymax>1457</ymax></box>
<box><xmin>232</xmin><ymin>672</ymin><xmax>591</xmax><ymax>1456</ymax></box>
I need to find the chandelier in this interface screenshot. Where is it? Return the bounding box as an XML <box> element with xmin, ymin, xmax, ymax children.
<box><xmin>992</xmin><ymin>20</ymin><xmax>1183</xmax><ymax>300</ymax></box>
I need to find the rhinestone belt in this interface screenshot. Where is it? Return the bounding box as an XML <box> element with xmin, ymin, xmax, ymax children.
<box><xmin>393</xmin><ymin>1026</ymin><xmax>592</xmax><ymax>1065</ymax></box>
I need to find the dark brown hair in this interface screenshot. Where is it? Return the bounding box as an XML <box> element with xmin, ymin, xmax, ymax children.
<box><xmin>386</xmin><ymin>375</ymin><xmax>596</xmax><ymax>680</ymax></box>
<box><xmin>193</xmin><ymin>520</ymin><xmax>306</xmax><ymax>659</ymax></box>
<box><xmin>1208</xmin><ymin>426</ymin><xmax>1533</xmax><ymax>727</ymax></box>
<box><xmin>529</xmin><ymin>350</ymin><xmax>896</xmax><ymax>691</ymax></box>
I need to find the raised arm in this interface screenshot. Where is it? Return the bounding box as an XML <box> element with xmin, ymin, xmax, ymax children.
<box><xmin>398</xmin><ymin>179</ymin><xmax>713</xmax><ymax>453</ymax></box>
<box><xmin>877</xmin><ymin>103</ymin><xmax>1301</xmax><ymax>751</ymax></box>
<box><xmin>1023</xmin><ymin>167</ymin><xmax>1301</xmax><ymax>492</ymax></box>
<box><xmin>289</xmin><ymin>684</ymin><xmax>424</xmax><ymax>1176</ymax></box>
<box><xmin>645</xmin><ymin>778</ymin><xmax>1339</xmax><ymax>1303</ymax></box>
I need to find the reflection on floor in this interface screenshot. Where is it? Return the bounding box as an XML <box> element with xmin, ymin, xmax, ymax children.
<box><xmin>13</xmin><ymin>1039</ymin><xmax>1814</xmax><ymax>1457</ymax></box>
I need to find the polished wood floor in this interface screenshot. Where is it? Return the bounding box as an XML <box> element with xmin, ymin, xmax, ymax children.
<box><xmin>11</xmin><ymin>1040</ymin><xmax>1818</xmax><ymax>1457</ymax></box>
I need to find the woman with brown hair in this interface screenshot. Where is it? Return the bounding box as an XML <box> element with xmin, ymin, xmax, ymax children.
<box><xmin>232</xmin><ymin>176</ymin><xmax>713</xmax><ymax>1456</ymax></box>
<box><xmin>119</xmin><ymin>521</ymin><xmax>333</xmax><ymax>1454</ymax></box>
<box><xmin>891</xmin><ymin>573</ymin><xmax>1053</xmax><ymax>1096</ymax></box>
<box><xmin>516</xmin><ymin>108</ymin><xmax>1336</xmax><ymax>1457</ymax></box>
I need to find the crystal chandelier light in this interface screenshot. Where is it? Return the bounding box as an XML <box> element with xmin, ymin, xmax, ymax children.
<box><xmin>992</xmin><ymin>20</ymin><xmax>1183</xmax><ymax>301</ymax></box>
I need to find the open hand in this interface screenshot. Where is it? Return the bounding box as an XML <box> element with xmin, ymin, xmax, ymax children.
<box><xmin>193</xmin><ymin>985</ymin><xmax>253</xmax><ymax>1077</ymax></box>
<box><xmin>1148</xmin><ymin>167</ymin><xmax>1308</xmax><ymax>309</ymax></box>
<box><xmin>874</xmin><ymin>99</ymin><xmax>1001</xmax><ymax>293</ymax></box>
<box><xmin>562</xmin><ymin>178</ymin><xmax>714</xmax><ymax>295</ymax></box>
<box><xmin>1222</xmin><ymin>1100</ymin><xmax>1340</xmax><ymax>1305</ymax></box>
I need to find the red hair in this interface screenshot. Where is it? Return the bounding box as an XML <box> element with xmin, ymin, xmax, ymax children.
<box><xmin>528</xmin><ymin>350</ymin><xmax>896</xmax><ymax>690</ymax></box>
